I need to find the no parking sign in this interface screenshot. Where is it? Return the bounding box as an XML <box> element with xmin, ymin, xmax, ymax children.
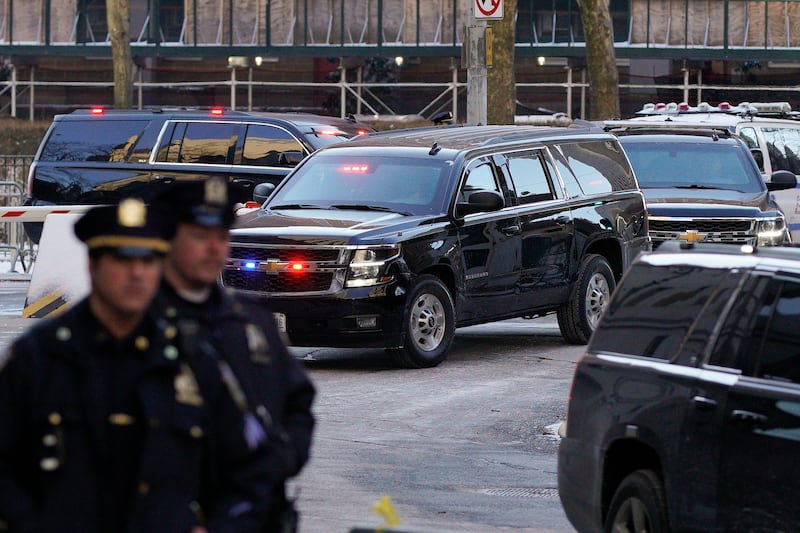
<box><xmin>474</xmin><ymin>0</ymin><xmax>503</xmax><ymax>19</ymax></box>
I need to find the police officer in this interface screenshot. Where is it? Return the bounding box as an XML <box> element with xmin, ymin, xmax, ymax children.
<box><xmin>0</xmin><ymin>199</ymin><xmax>271</xmax><ymax>533</ymax></box>
<box><xmin>152</xmin><ymin>178</ymin><xmax>316</xmax><ymax>532</ymax></box>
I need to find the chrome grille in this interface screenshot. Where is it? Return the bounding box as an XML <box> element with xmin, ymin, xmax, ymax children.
<box><xmin>649</xmin><ymin>217</ymin><xmax>756</xmax><ymax>245</ymax></box>
<box><xmin>223</xmin><ymin>244</ymin><xmax>346</xmax><ymax>295</ymax></box>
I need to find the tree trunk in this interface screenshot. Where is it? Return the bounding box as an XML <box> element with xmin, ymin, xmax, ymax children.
<box><xmin>577</xmin><ymin>0</ymin><xmax>619</xmax><ymax>120</ymax></box>
<box><xmin>107</xmin><ymin>0</ymin><xmax>133</xmax><ymax>109</ymax></box>
<box><xmin>486</xmin><ymin>0</ymin><xmax>517</xmax><ymax>125</ymax></box>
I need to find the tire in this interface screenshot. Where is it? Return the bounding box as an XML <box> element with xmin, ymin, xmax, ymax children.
<box><xmin>387</xmin><ymin>275</ymin><xmax>455</xmax><ymax>369</ymax></box>
<box><xmin>557</xmin><ymin>254</ymin><xmax>615</xmax><ymax>345</ymax></box>
<box><xmin>604</xmin><ymin>469</ymin><xmax>669</xmax><ymax>533</ymax></box>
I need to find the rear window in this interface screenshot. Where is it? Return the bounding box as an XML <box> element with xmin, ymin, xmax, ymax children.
<box><xmin>590</xmin><ymin>262</ymin><xmax>728</xmax><ymax>360</ymax></box>
<box><xmin>40</xmin><ymin>120</ymin><xmax>148</xmax><ymax>162</ymax></box>
<box><xmin>557</xmin><ymin>140</ymin><xmax>636</xmax><ymax>194</ymax></box>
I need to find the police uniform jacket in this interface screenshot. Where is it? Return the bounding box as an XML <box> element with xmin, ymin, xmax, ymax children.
<box><xmin>157</xmin><ymin>281</ymin><xmax>315</xmax><ymax>514</ymax></box>
<box><xmin>0</xmin><ymin>298</ymin><xmax>271</xmax><ymax>533</ymax></box>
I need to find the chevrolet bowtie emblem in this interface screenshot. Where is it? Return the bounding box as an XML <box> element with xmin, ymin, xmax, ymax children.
<box><xmin>264</xmin><ymin>259</ymin><xmax>289</xmax><ymax>272</ymax></box>
<box><xmin>678</xmin><ymin>229</ymin><xmax>705</xmax><ymax>243</ymax></box>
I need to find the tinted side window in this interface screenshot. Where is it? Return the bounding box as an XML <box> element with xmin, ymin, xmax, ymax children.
<box><xmin>751</xmin><ymin>278</ymin><xmax>800</xmax><ymax>384</ymax></box>
<box><xmin>241</xmin><ymin>124</ymin><xmax>305</xmax><ymax>167</ymax></box>
<box><xmin>557</xmin><ymin>140</ymin><xmax>635</xmax><ymax>194</ymax></box>
<box><xmin>40</xmin><ymin>120</ymin><xmax>148</xmax><ymax>162</ymax></box>
<box><xmin>460</xmin><ymin>158</ymin><xmax>500</xmax><ymax>202</ymax></box>
<box><xmin>739</xmin><ymin>126</ymin><xmax>759</xmax><ymax>150</ymax></box>
<box><xmin>160</xmin><ymin>122</ymin><xmax>237</xmax><ymax>164</ymax></box>
<box><xmin>590</xmin><ymin>263</ymin><xmax>725</xmax><ymax>360</ymax></box>
<box><xmin>506</xmin><ymin>151</ymin><xmax>556</xmax><ymax>204</ymax></box>
<box><xmin>761</xmin><ymin>127</ymin><xmax>800</xmax><ymax>175</ymax></box>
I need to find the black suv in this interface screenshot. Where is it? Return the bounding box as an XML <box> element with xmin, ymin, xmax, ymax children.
<box><xmin>224</xmin><ymin>124</ymin><xmax>649</xmax><ymax>368</ymax></box>
<box><xmin>559</xmin><ymin>241</ymin><xmax>800</xmax><ymax>532</ymax></box>
<box><xmin>604</xmin><ymin>124</ymin><xmax>797</xmax><ymax>247</ymax></box>
<box><xmin>24</xmin><ymin>108</ymin><xmax>372</xmax><ymax>241</ymax></box>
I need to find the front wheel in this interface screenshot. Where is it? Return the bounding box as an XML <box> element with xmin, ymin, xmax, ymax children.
<box><xmin>557</xmin><ymin>254</ymin><xmax>615</xmax><ymax>344</ymax></box>
<box><xmin>387</xmin><ymin>275</ymin><xmax>455</xmax><ymax>368</ymax></box>
<box><xmin>604</xmin><ymin>469</ymin><xmax>669</xmax><ymax>533</ymax></box>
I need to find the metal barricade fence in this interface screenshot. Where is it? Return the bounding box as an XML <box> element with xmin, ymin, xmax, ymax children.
<box><xmin>0</xmin><ymin>156</ymin><xmax>34</xmax><ymax>273</ymax></box>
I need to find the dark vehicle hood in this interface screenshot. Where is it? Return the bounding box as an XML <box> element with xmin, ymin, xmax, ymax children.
<box><xmin>643</xmin><ymin>188</ymin><xmax>779</xmax><ymax>217</ymax></box>
<box><xmin>231</xmin><ymin>208</ymin><xmax>441</xmax><ymax>245</ymax></box>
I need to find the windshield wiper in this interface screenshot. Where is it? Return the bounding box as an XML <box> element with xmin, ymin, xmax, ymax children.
<box><xmin>330</xmin><ymin>204</ymin><xmax>412</xmax><ymax>216</ymax></box>
<box><xmin>269</xmin><ymin>204</ymin><xmax>324</xmax><ymax>210</ymax></box>
<box><xmin>674</xmin><ymin>184</ymin><xmax>723</xmax><ymax>190</ymax></box>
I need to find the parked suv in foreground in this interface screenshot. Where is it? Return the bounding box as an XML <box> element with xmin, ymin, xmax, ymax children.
<box><xmin>225</xmin><ymin>124</ymin><xmax>649</xmax><ymax>368</ymax></box>
<box><xmin>559</xmin><ymin>241</ymin><xmax>800</xmax><ymax>532</ymax></box>
<box><xmin>604</xmin><ymin>125</ymin><xmax>796</xmax><ymax>247</ymax></box>
<box><xmin>24</xmin><ymin>107</ymin><xmax>372</xmax><ymax>241</ymax></box>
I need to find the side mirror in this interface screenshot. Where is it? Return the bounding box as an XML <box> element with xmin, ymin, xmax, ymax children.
<box><xmin>456</xmin><ymin>190</ymin><xmax>504</xmax><ymax>217</ymax></box>
<box><xmin>750</xmin><ymin>148</ymin><xmax>765</xmax><ymax>172</ymax></box>
<box><xmin>253</xmin><ymin>182</ymin><xmax>276</xmax><ymax>204</ymax></box>
<box><xmin>767</xmin><ymin>170</ymin><xmax>798</xmax><ymax>191</ymax></box>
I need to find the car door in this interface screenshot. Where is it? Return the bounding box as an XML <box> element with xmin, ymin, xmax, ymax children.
<box><xmin>232</xmin><ymin>123</ymin><xmax>309</xmax><ymax>192</ymax></box>
<box><xmin>711</xmin><ymin>274</ymin><xmax>800</xmax><ymax>530</ymax></box>
<box><xmin>500</xmin><ymin>149</ymin><xmax>572</xmax><ymax>312</ymax></box>
<box><xmin>456</xmin><ymin>156</ymin><xmax>522</xmax><ymax>323</ymax></box>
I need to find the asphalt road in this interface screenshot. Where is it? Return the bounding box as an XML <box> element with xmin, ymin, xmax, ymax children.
<box><xmin>0</xmin><ymin>276</ymin><xmax>581</xmax><ymax>532</ymax></box>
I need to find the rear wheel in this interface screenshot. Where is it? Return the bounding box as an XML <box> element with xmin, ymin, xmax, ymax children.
<box><xmin>558</xmin><ymin>254</ymin><xmax>615</xmax><ymax>344</ymax></box>
<box><xmin>604</xmin><ymin>469</ymin><xmax>669</xmax><ymax>533</ymax></box>
<box><xmin>387</xmin><ymin>275</ymin><xmax>455</xmax><ymax>368</ymax></box>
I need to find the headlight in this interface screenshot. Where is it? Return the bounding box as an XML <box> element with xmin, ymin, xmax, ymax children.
<box><xmin>345</xmin><ymin>245</ymin><xmax>401</xmax><ymax>287</ymax></box>
<box><xmin>756</xmin><ymin>216</ymin><xmax>789</xmax><ymax>246</ymax></box>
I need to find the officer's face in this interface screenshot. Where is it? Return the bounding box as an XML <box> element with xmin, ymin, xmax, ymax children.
<box><xmin>89</xmin><ymin>252</ymin><xmax>163</xmax><ymax>319</ymax></box>
<box><xmin>166</xmin><ymin>223</ymin><xmax>230</xmax><ymax>290</ymax></box>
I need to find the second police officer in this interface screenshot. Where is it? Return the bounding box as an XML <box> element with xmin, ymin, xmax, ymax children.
<box><xmin>152</xmin><ymin>178</ymin><xmax>316</xmax><ymax>533</ymax></box>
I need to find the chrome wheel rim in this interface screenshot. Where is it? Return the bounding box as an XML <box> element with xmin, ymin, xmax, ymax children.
<box><xmin>409</xmin><ymin>293</ymin><xmax>446</xmax><ymax>352</ymax></box>
<box><xmin>585</xmin><ymin>272</ymin><xmax>611</xmax><ymax>330</ymax></box>
<box><xmin>611</xmin><ymin>497</ymin><xmax>651</xmax><ymax>533</ymax></box>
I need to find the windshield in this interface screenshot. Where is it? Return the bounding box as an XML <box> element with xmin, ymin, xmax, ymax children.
<box><xmin>622</xmin><ymin>141</ymin><xmax>765</xmax><ymax>194</ymax></box>
<box><xmin>268</xmin><ymin>153</ymin><xmax>452</xmax><ymax>216</ymax></box>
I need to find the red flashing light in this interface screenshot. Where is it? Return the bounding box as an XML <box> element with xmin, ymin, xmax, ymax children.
<box><xmin>678</xmin><ymin>102</ymin><xmax>690</xmax><ymax>111</ymax></box>
<box><xmin>654</xmin><ymin>102</ymin><xmax>667</xmax><ymax>110</ymax></box>
<box><xmin>90</xmin><ymin>107</ymin><xmax>104</xmax><ymax>115</ymax></box>
<box><xmin>319</xmin><ymin>129</ymin><xmax>342</xmax><ymax>136</ymax></box>
<box><xmin>210</xmin><ymin>108</ymin><xmax>224</xmax><ymax>116</ymax></box>
<box><xmin>288</xmin><ymin>262</ymin><xmax>306</xmax><ymax>272</ymax></box>
<box><xmin>340</xmin><ymin>164</ymin><xmax>369</xmax><ymax>173</ymax></box>
<box><xmin>718</xmin><ymin>102</ymin><xmax>731</xmax><ymax>110</ymax></box>
<box><xmin>356</xmin><ymin>129</ymin><xmax>369</xmax><ymax>136</ymax></box>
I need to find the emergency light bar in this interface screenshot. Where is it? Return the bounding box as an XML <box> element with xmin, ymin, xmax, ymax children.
<box><xmin>635</xmin><ymin>101</ymin><xmax>797</xmax><ymax>118</ymax></box>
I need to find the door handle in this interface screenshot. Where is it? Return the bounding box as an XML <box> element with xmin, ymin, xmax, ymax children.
<box><xmin>501</xmin><ymin>225</ymin><xmax>521</xmax><ymax>236</ymax></box>
<box><xmin>730</xmin><ymin>409</ymin><xmax>768</xmax><ymax>427</ymax></box>
<box><xmin>692</xmin><ymin>395</ymin><xmax>718</xmax><ymax>411</ymax></box>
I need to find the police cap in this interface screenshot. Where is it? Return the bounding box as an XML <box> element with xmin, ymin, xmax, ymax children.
<box><xmin>153</xmin><ymin>177</ymin><xmax>237</xmax><ymax>233</ymax></box>
<box><xmin>74</xmin><ymin>199</ymin><xmax>170</xmax><ymax>257</ymax></box>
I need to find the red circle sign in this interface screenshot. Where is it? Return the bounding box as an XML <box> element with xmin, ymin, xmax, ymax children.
<box><xmin>476</xmin><ymin>0</ymin><xmax>501</xmax><ymax>17</ymax></box>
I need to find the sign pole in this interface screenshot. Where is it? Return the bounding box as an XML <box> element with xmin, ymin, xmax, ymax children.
<box><xmin>466</xmin><ymin>0</ymin><xmax>503</xmax><ymax>125</ymax></box>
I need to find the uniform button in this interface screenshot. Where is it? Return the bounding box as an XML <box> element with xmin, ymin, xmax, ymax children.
<box><xmin>138</xmin><ymin>482</ymin><xmax>150</xmax><ymax>495</ymax></box>
<box><xmin>164</xmin><ymin>326</ymin><xmax>177</xmax><ymax>339</ymax></box>
<box><xmin>166</xmin><ymin>307</ymin><xmax>177</xmax><ymax>318</ymax></box>
<box><xmin>48</xmin><ymin>412</ymin><xmax>62</xmax><ymax>426</ymax></box>
<box><xmin>40</xmin><ymin>458</ymin><xmax>59</xmax><ymax>471</ymax></box>
<box><xmin>164</xmin><ymin>345</ymin><xmax>178</xmax><ymax>360</ymax></box>
<box><xmin>135</xmin><ymin>336</ymin><xmax>150</xmax><ymax>351</ymax></box>
<box><xmin>56</xmin><ymin>327</ymin><xmax>71</xmax><ymax>342</ymax></box>
<box><xmin>42</xmin><ymin>434</ymin><xmax>57</xmax><ymax>446</ymax></box>
<box><xmin>189</xmin><ymin>426</ymin><xmax>203</xmax><ymax>438</ymax></box>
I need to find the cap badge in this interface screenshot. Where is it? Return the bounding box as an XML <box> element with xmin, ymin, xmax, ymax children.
<box><xmin>118</xmin><ymin>198</ymin><xmax>147</xmax><ymax>228</ymax></box>
<box><xmin>204</xmin><ymin>177</ymin><xmax>228</xmax><ymax>206</ymax></box>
